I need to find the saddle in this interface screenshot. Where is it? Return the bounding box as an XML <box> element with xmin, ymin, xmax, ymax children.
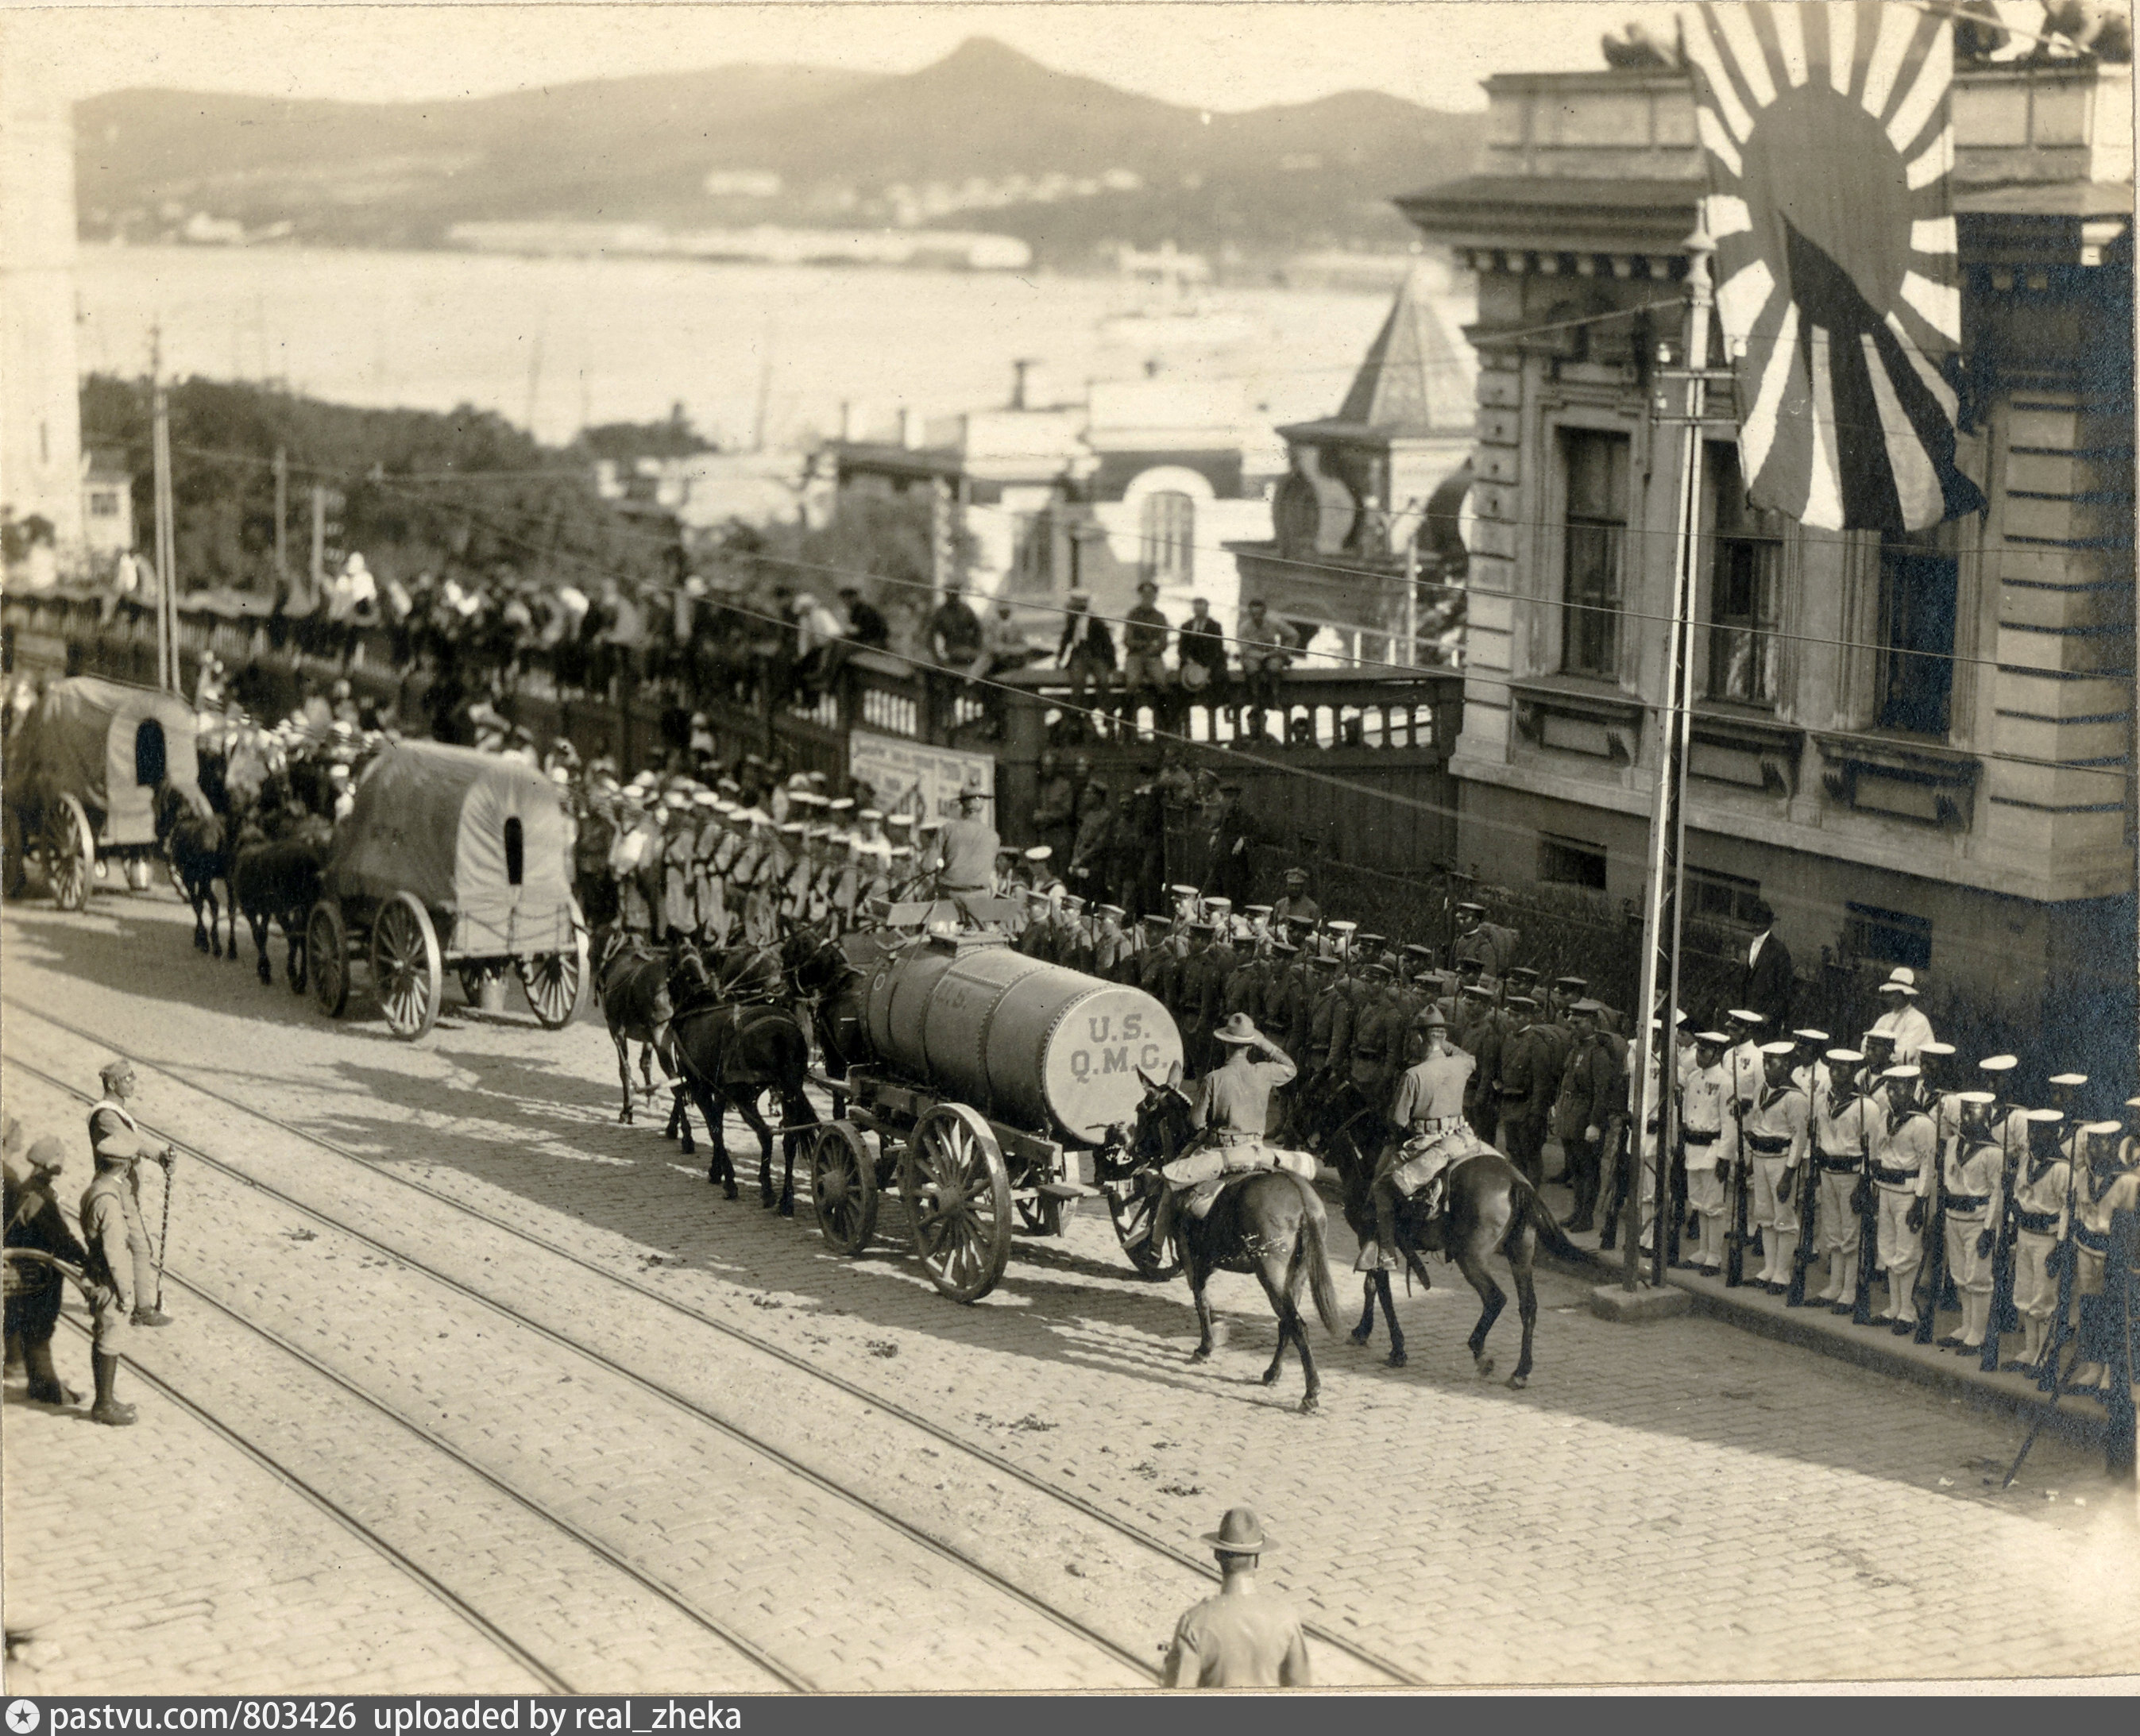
<box><xmin>1164</xmin><ymin>1139</ymin><xmax>1316</xmax><ymax>1221</ymax></box>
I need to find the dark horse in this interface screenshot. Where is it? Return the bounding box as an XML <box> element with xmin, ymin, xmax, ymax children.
<box><xmin>1130</xmin><ymin>1071</ymin><xmax>1342</xmax><ymax>1414</ymax></box>
<box><xmin>666</xmin><ymin>939</ymin><xmax>817</xmax><ymax>1210</ymax></box>
<box><xmin>230</xmin><ymin>816</ymin><xmax>330</xmax><ymax>988</ymax></box>
<box><xmin>1321</xmin><ymin>1108</ymin><xmax>1583</xmax><ymax>1390</ymax></box>
<box><xmin>591</xmin><ymin>924</ymin><xmax>690</xmax><ymax>1148</ymax></box>
<box><xmin>159</xmin><ymin>786</ymin><xmax>234</xmax><ymax>960</ymax></box>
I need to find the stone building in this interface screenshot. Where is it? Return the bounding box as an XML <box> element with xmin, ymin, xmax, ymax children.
<box><xmin>1396</xmin><ymin>58</ymin><xmax>2133</xmax><ymax>1063</ymax></box>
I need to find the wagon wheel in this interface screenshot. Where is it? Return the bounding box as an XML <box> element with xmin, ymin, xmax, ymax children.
<box><xmin>516</xmin><ymin>927</ymin><xmax>587</xmax><ymax>1031</ymax></box>
<box><xmin>370</xmin><ymin>893</ymin><xmax>443</xmax><ymax>1040</ymax></box>
<box><xmin>1107</xmin><ymin>1177</ymin><xmax>1180</xmax><ymax>1281</ymax></box>
<box><xmin>809</xmin><ymin>1121</ymin><xmax>879</xmax><ymax>1256</ymax></box>
<box><xmin>2</xmin><ymin>807</ymin><xmax>25</xmax><ymax>901</ymax></box>
<box><xmin>901</xmin><ymin>1103</ymin><xmax>1013</xmax><ymax>1303</ymax></box>
<box><xmin>307</xmin><ymin>901</ymin><xmax>350</xmax><ymax>1019</ymax></box>
<box><xmin>48</xmin><ymin>797</ymin><xmax>93</xmax><ymax>912</ymax></box>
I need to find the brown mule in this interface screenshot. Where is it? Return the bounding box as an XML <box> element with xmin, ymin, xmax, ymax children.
<box><xmin>1131</xmin><ymin>1075</ymin><xmax>1343</xmax><ymax>1414</ymax></box>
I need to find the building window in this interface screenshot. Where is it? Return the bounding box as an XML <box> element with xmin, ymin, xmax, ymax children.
<box><xmin>1141</xmin><ymin>491</ymin><xmax>1194</xmax><ymax>584</ymax></box>
<box><xmin>1561</xmin><ymin>429</ymin><xmax>1628</xmax><ymax>678</ymax></box>
<box><xmin>1876</xmin><ymin>527</ymin><xmax>1958</xmax><ymax>738</ymax></box>
<box><xmin>1705</xmin><ymin>445</ymin><xmax>1781</xmax><ymax>705</ymax></box>
<box><xmin>1844</xmin><ymin>901</ymin><xmax>1933</xmax><ymax>972</ymax></box>
<box><xmin>1539</xmin><ymin>833</ymin><xmax>1608</xmax><ymax>889</ymax></box>
<box><xmin>88</xmin><ymin>490</ymin><xmax>122</xmax><ymax>519</ymax></box>
<box><xmin>1686</xmin><ymin>865</ymin><xmax>1763</xmax><ymax>926</ymax></box>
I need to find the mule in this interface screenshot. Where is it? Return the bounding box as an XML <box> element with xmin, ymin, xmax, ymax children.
<box><xmin>1130</xmin><ymin>1074</ymin><xmax>1342</xmax><ymax>1414</ymax></box>
<box><xmin>667</xmin><ymin>984</ymin><xmax>818</xmax><ymax>1210</ymax></box>
<box><xmin>590</xmin><ymin>925</ymin><xmax>689</xmax><ymax>1149</ymax></box>
<box><xmin>1323</xmin><ymin>1109</ymin><xmax>1583</xmax><ymax>1390</ymax></box>
<box><xmin>231</xmin><ymin>824</ymin><xmax>329</xmax><ymax>989</ymax></box>
<box><xmin>160</xmin><ymin>790</ymin><xmax>233</xmax><ymax>960</ymax></box>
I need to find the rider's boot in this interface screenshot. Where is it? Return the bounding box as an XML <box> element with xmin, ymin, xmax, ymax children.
<box><xmin>1145</xmin><ymin>1181</ymin><xmax>1178</xmax><ymax>1257</ymax></box>
<box><xmin>90</xmin><ymin>1352</ymin><xmax>135</xmax><ymax>1426</ymax></box>
<box><xmin>1369</xmin><ymin>1178</ymin><xmax>1404</xmax><ymax>1274</ymax></box>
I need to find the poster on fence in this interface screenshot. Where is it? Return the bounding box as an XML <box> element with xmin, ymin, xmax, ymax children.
<box><xmin>847</xmin><ymin>731</ymin><xmax>995</xmax><ymax>824</ymax></box>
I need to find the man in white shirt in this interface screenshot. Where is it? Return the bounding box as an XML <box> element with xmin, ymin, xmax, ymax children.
<box><xmin>1868</xmin><ymin>968</ymin><xmax>1935</xmax><ymax>1063</ymax></box>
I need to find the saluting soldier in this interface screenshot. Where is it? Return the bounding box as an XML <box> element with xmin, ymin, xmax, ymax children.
<box><xmin>2003</xmin><ymin>1108</ymin><xmax>2073</xmax><ymax>1375</ymax></box>
<box><xmin>1936</xmin><ymin>1090</ymin><xmax>2006</xmax><ymax>1353</ymax></box>
<box><xmin>1810</xmin><ymin>1048</ymin><xmax>1882</xmax><ymax>1310</ymax></box>
<box><xmin>1869</xmin><ymin>1065</ymin><xmax>1937</xmax><ymax>1333</ymax></box>
<box><xmin>1682</xmin><ymin>1031</ymin><xmax>1734</xmax><ymax>1275</ymax></box>
<box><xmin>1743</xmin><ymin>1040</ymin><xmax>1812</xmax><ymax>1294</ymax></box>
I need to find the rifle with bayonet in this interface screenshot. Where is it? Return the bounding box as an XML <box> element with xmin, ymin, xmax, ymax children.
<box><xmin>1852</xmin><ymin>1066</ymin><xmax>1881</xmax><ymax>1326</ymax></box>
<box><xmin>2037</xmin><ymin>1122</ymin><xmax>2084</xmax><ymax>1394</ymax></box>
<box><xmin>1787</xmin><ymin>1086</ymin><xmax>1821</xmax><ymax>1307</ymax></box>
<box><xmin>1915</xmin><ymin>1093</ymin><xmax>1953</xmax><ymax>1344</ymax></box>
<box><xmin>1980</xmin><ymin>1110</ymin><xmax>2024</xmax><ymax>1374</ymax></box>
<box><xmin>1725</xmin><ymin>1051</ymin><xmax>1752</xmax><ymax>1288</ymax></box>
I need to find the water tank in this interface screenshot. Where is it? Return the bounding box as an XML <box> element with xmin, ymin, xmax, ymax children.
<box><xmin>863</xmin><ymin>935</ymin><xmax>1183</xmax><ymax>1144</ymax></box>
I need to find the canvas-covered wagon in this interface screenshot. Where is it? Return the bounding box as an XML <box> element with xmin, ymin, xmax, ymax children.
<box><xmin>305</xmin><ymin>741</ymin><xmax>586</xmax><ymax>1039</ymax></box>
<box><xmin>2</xmin><ymin>677</ymin><xmax>199</xmax><ymax>909</ymax></box>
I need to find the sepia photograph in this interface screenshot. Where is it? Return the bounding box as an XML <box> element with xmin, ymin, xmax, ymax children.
<box><xmin>1</xmin><ymin>0</ymin><xmax>2135</xmax><ymax>1699</ymax></box>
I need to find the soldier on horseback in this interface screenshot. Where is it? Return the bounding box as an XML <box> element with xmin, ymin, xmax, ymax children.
<box><xmin>1143</xmin><ymin>1013</ymin><xmax>1300</xmax><ymax>1260</ymax></box>
<box><xmin>1362</xmin><ymin>1006</ymin><xmax>1479</xmax><ymax>1272</ymax></box>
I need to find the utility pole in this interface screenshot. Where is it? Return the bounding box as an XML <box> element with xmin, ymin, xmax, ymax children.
<box><xmin>1624</xmin><ymin>218</ymin><xmax>1732</xmax><ymax>1292</ymax></box>
<box><xmin>149</xmin><ymin>324</ymin><xmax>178</xmax><ymax>693</ymax></box>
<box><xmin>1400</xmin><ymin>514</ymin><xmax>1420</xmax><ymax>669</ymax></box>
<box><xmin>310</xmin><ymin>484</ymin><xmax>327</xmax><ymax>591</ymax></box>
<box><xmin>272</xmin><ymin>446</ymin><xmax>288</xmax><ymax>578</ymax></box>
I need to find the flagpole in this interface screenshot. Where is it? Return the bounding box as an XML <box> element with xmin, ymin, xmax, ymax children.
<box><xmin>1624</xmin><ymin>218</ymin><xmax>1718</xmax><ymax>1291</ymax></box>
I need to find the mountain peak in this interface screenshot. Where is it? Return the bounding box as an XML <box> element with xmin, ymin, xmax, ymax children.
<box><xmin>931</xmin><ymin>37</ymin><xmax>1047</xmax><ymax>75</ymax></box>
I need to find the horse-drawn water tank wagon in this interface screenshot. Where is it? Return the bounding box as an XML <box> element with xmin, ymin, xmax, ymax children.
<box><xmin>804</xmin><ymin>928</ymin><xmax>1185</xmax><ymax>1302</ymax></box>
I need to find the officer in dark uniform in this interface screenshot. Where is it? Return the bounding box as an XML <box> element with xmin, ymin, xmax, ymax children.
<box><xmin>1495</xmin><ymin>997</ymin><xmax>1554</xmax><ymax>1186</ymax></box>
<box><xmin>1459</xmin><ymin>983</ymin><xmax>1505</xmax><ymax>1142</ymax></box>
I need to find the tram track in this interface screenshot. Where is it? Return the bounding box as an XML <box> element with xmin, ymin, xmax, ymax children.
<box><xmin>5</xmin><ymin>1031</ymin><xmax>1172</xmax><ymax>1691</ymax></box>
<box><xmin>48</xmin><ymin>1311</ymin><xmax>575</xmax><ymax>1695</ymax></box>
<box><xmin>6</xmin><ymin>997</ymin><xmax>1422</xmax><ymax>1687</ymax></box>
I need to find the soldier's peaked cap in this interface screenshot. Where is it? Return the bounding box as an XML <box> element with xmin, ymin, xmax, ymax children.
<box><xmin>1326</xmin><ymin>919</ymin><xmax>1358</xmax><ymax>935</ymax></box>
<box><xmin>2049</xmin><ymin>1073</ymin><xmax>2089</xmax><ymax>1087</ymax></box>
<box><xmin>1454</xmin><ymin>901</ymin><xmax>1485</xmax><ymax>916</ymax></box>
<box><xmin>2084</xmin><ymin>1120</ymin><xmax>2124</xmax><ymax>1136</ymax></box>
<box><xmin>1978</xmin><ymin>1055</ymin><xmax>2018</xmax><ymax>1073</ymax></box>
<box><xmin>1507</xmin><ymin>966</ymin><xmax>1539</xmax><ymax>982</ymax></box>
<box><xmin>1461</xmin><ymin>983</ymin><xmax>1493</xmax><ymax>1000</ymax></box>
<box><xmin>2028</xmin><ymin>1108</ymin><xmax>2066</xmax><ymax>1125</ymax></box>
<box><xmin>1694</xmin><ymin>1030</ymin><xmax>1729</xmax><ymax>1046</ymax></box>
<box><xmin>1825</xmin><ymin>1048</ymin><xmax>1864</xmax><ymax>1065</ymax></box>
<box><xmin>1957</xmin><ymin>1090</ymin><xmax>1996</xmax><ymax>1105</ymax></box>
<box><xmin>1169</xmin><ymin>883</ymin><xmax>1200</xmax><ymax>899</ymax></box>
<box><xmin>1918</xmin><ymin>1041</ymin><xmax>1956</xmax><ymax>1058</ymax></box>
<box><xmin>1881</xmin><ymin>1064</ymin><xmax>1920</xmax><ymax>1081</ymax></box>
<box><xmin>1554</xmin><ymin>975</ymin><xmax>1588</xmax><ymax>991</ymax></box>
<box><xmin>1726</xmin><ymin>1008</ymin><xmax>1765</xmax><ymax>1024</ymax></box>
<box><xmin>1759</xmin><ymin>1040</ymin><xmax>1797</xmax><ymax>1056</ymax></box>
<box><xmin>1284</xmin><ymin>866</ymin><xmax>1309</xmax><ymax>881</ymax></box>
<box><xmin>1024</xmin><ymin>844</ymin><xmax>1053</xmax><ymax>861</ymax></box>
<box><xmin>1792</xmin><ymin>1028</ymin><xmax>1830</xmax><ymax>1044</ymax></box>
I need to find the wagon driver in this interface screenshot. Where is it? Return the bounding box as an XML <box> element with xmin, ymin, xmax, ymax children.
<box><xmin>918</xmin><ymin>785</ymin><xmax>998</xmax><ymax>924</ymax></box>
<box><xmin>1144</xmin><ymin>1013</ymin><xmax>1297</xmax><ymax>1260</ymax></box>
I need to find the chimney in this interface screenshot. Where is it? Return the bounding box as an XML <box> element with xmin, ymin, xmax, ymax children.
<box><xmin>898</xmin><ymin>407</ymin><xmax>922</xmax><ymax>449</ymax></box>
<box><xmin>1010</xmin><ymin>359</ymin><xmax>1034</xmax><ymax>411</ymax></box>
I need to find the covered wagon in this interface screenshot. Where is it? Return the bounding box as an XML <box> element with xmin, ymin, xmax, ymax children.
<box><xmin>306</xmin><ymin>742</ymin><xmax>586</xmax><ymax>1039</ymax></box>
<box><xmin>2</xmin><ymin>677</ymin><xmax>199</xmax><ymax>909</ymax></box>
<box><xmin>805</xmin><ymin>928</ymin><xmax>1186</xmax><ymax>1301</ymax></box>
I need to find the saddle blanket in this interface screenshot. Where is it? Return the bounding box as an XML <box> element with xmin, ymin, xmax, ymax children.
<box><xmin>1389</xmin><ymin>1128</ymin><xmax>1488</xmax><ymax>1198</ymax></box>
<box><xmin>1164</xmin><ymin>1143</ymin><xmax>1317</xmax><ymax>1221</ymax></box>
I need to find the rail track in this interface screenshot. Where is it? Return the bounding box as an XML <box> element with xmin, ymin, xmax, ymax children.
<box><xmin>6</xmin><ymin>998</ymin><xmax>1420</xmax><ymax>1686</ymax></box>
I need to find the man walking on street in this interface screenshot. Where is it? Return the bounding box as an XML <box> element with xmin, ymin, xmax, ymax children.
<box><xmin>1163</xmin><ymin>1507</ymin><xmax>1311</xmax><ymax>1688</ymax></box>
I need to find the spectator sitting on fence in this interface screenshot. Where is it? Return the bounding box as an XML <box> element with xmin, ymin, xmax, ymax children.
<box><xmin>838</xmin><ymin>584</ymin><xmax>892</xmax><ymax>651</ymax></box>
<box><xmin>929</xmin><ymin>584</ymin><xmax>985</xmax><ymax>670</ymax></box>
<box><xmin>973</xmin><ymin>599</ymin><xmax>1043</xmax><ymax>681</ymax></box>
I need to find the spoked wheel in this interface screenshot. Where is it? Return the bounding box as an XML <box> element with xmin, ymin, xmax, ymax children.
<box><xmin>516</xmin><ymin>933</ymin><xmax>586</xmax><ymax>1030</ymax></box>
<box><xmin>902</xmin><ymin>1103</ymin><xmax>1013</xmax><ymax>1303</ymax></box>
<box><xmin>1107</xmin><ymin>1175</ymin><xmax>1180</xmax><ymax>1280</ymax></box>
<box><xmin>809</xmin><ymin>1121</ymin><xmax>879</xmax><ymax>1256</ymax></box>
<box><xmin>370</xmin><ymin>893</ymin><xmax>442</xmax><ymax>1040</ymax></box>
<box><xmin>47</xmin><ymin>800</ymin><xmax>93</xmax><ymax>912</ymax></box>
<box><xmin>307</xmin><ymin>901</ymin><xmax>350</xmax><ymax>1018</ymax></box>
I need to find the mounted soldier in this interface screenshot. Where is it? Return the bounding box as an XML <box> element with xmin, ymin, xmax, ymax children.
<box><xmin>1361</xmin><ymin>1006</ymin><xmax>1480</xmax><ymax>1271</ymax></box>
<box><xmin>1143</xmin><ymin>1014</ymin><xmax>1304</xmax><ymax>1260</ymax></box>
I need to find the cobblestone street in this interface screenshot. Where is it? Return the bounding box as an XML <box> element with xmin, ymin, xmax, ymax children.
<box><xmin>6</xmin><ymin>897</ymin><xmax>2137</xmax><ymax>1693</ymax></box>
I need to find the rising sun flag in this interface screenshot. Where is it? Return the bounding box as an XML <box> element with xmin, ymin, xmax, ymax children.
<box><xmin>1684</xmin><ymin>1</ymin><xmax>1987</xmax><ymax>530</ymax></box>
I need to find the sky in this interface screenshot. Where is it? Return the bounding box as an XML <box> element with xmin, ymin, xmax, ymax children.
<box><xmin>5</xmin><ymin>0</ymin><xmax>2043</xmax><ymax>114</ymax></box>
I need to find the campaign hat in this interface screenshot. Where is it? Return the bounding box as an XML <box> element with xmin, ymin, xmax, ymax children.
<box><xmin>1201</xmin><ymin>1507</ymin><xmax>1270</xmax><ymax>1554</ymax></box>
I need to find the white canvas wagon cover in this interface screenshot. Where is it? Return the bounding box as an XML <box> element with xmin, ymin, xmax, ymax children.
<box><xmin>7</xmin><ymin>677</ymin><xmax>200</xmax><ymax>847</ymax></box>
<box><xmin>326</xmin><ymin>742</ymin><xmax>577</xmax><ymax>956</ymax></box>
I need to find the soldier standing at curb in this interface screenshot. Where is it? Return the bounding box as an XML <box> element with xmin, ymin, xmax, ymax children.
<box><xmin>79</xmin><ymin>1138</ymin><xmax>149</xmax><ymax>1425</ymax></box>
<box><xmin>1810</xmin><ymin>1049</ymin><xmax>1880</xmax><ymax>1310</ymax></box>
<box><xmin>1163</xmin><ymin>1508</ymin><xmax>1311</xmax><ymax>1688</ymax></box>
<box><xmin>87</xmin><ymin>1059</ymin><xmax>175</xmax><ymax>1329</ymax></box>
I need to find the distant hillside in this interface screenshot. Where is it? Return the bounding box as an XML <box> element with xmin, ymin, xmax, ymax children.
<box><xmin>75</xmin><ymin>37</ymin><xmax>1484</xmax><ymax>270</ymax></box>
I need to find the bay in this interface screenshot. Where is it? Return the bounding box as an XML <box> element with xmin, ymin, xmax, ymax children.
<box><xmin>73</xmin><ymin>244</ymin><xmax>1472</xmax><ymax>453</ymax></box>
